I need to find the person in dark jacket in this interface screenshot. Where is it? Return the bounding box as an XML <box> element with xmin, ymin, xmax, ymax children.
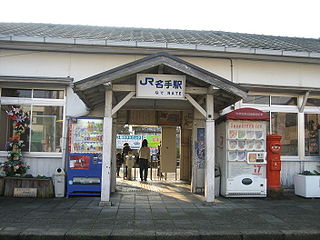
<box><xmin>138</xmin><ymin>139</ymin><xmax>150</xmax><ymax>181</ymax></box>
<box><xmin>122</xmin><ymin>143</ymin><xmax>132</xmax><ymax>179</ymax></box>
<box><xmin>116</xmin><ymin>152</ymin><xmax>123</xmax><ymax>177</ymax></box>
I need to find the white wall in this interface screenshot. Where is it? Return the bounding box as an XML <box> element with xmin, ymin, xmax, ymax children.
<box><xmin>0</xmin><ymin>50</ymin><xmax>141</xmax><ymax>116</ymax></box>
<box><xmin>281</xmin><ymin>160</ymin><xmax>320</xmax><ymax>188</ymax></box>
<box><xmin>25</xmin><ymin>157</ymin><xmax>62</xmax><ymax>177</ymax></box>
<box><xmin>182</xmin><ymin>57</ymin><xmax>232</xmax><ymax>80</ymax></box>
<box><xmin>233</xmin><ymin>59</ymin><xmax>320</xmax><ymax>87</ymax></box>
<box><xmin>1</xmin><ymin>49</ymin><xmax>320</xmax><ymax>185</ymax></box>
<box><xmin>0</xmin><ymin>50</ymin><xmax>139</xmax><ymax>81</ymax></box>
<box><xmin>2</xmin><ymin>50</ymin><xmax>320</xmax><ymax>88</ymax></box>
<box><xmin>0</xmin><ymin>155</ymin><xmax>62</xmax><ymax>177</ymax></box>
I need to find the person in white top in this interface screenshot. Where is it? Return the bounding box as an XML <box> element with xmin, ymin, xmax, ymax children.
<box><xmin>138</xmin><ymin>139</ymin><xmax>150</xmax><ymax>181</ymax></box>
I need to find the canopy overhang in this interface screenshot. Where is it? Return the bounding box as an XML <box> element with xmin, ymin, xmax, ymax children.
<box><xmin>73</xmin><ymin>52</ymin><xmax>248</xmax><ymax>112</ymax></box>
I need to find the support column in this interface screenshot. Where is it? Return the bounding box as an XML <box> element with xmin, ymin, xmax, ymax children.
<box><xmin>110</xmin><ymin>120</ymin><xmax>117</xmax><ymax>193</ymax></box>
<box><xmin>205</xmin><ymin>94</ymin><xmax>215</xmax><ymax>203</ymax></box>
<box><xmin>180</xmin><ymin>127</ymin><xmax>192</xmax><ymax>181</ymax></box>
<box><xmin>100</xmin><ymin>89</ymin><xmax>113</xmax><ymax>206</ymax></box>
<box><xmin>297</xmin><ymin>95</ymin><xmax>305</xmax><ymax>172</ymax></box>
<box><xmin>191</xmin><ymin>112</ymin><xmax>205</xmax><ymax>193</ymax></box>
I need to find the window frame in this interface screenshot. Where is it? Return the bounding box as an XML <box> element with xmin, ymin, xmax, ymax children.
<box><xmin>0</xmin><ymin>87</ymin><xmax>66</xmax><ymax>155</ymax></box>
<box><xmin>303</xmin><ymin>95</ymin><xmax>320</xmax><ymax>161</ymax></box>
<box><xmin>241</xmin><ymin>92</ymin><xmax>303</xmax><ymax>159</ymax></box>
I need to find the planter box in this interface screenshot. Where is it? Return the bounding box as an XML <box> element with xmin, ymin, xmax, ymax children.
<box><xmin>4</xmin><ymin>177</ymin><xmax>54</xmax><ymax>198</ymax></box>
<box><xmin>294</xmin><ymin>174</ymin><xmax>320</xmax><ymax>198</ymax></box>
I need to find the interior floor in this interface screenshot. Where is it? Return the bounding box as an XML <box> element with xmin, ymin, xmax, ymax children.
<box><xmin>116</xmin><ymin>179</ymin><xmax>189</xmax><ymax>193</ymax></box>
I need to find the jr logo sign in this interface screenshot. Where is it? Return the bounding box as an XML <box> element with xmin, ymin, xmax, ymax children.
<box><xmin>136</xmin><ymin>74</ymin><xmax>186</xmax><ymax>99</ymax></box>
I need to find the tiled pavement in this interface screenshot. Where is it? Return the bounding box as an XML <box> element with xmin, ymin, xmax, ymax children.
<box><xmin>0</xmin><ymin>179</ymin><xmax>320</xmax><ymax>239</ymax></box>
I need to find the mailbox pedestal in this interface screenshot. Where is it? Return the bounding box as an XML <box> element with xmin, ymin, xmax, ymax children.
<box><xmin>266</xmin><ymin>134</ymin><xmax>283</xmax><ymax>197</ymax></box>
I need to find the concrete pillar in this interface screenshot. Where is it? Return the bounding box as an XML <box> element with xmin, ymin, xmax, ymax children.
<box><xmin>205</xmin><ymin>94</ymin><xmax>215</xmax><ymax>202</ymax></box>
<box><xmin>100</xmin><ymin>89</ymin><xmax>112</xmax><ymax>206</ymax></box>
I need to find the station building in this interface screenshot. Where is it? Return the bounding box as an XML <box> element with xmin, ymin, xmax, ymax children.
<box><xmin>0</xmin><ymin>23</ymin><xmax>319</xmax><ymax>203</ymax></box>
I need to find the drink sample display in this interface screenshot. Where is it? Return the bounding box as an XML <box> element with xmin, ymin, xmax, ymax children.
<box><xmin>69</xmin><ymin>119</ymin><xmax>103</xmax><ymax>153</ymax></box>
<box><xmin>215</xmin><ymin>108</ymin><xmax>269</xmax><ymax>198</ymax></box>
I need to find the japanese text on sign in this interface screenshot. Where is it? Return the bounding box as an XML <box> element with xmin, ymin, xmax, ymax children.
<box><xmin>136</xmin><ymin>74</ymin><xmax>186</xmax><ymax>99</ymax></box>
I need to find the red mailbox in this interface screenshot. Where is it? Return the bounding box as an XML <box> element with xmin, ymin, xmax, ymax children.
<box><xmin>266</xmin><ymin>134</ymin><xmax>282</xmax><ymax>189</ymax></box>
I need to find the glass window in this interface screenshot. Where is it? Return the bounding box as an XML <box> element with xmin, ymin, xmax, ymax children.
<box><xmin>0</xmin><ymin>105</ymin><xmax>31</xmax><ymax>151</ymax></box>
<box><xmin>306</xmin><ymin>98</ymin><xmax>320</xmax><ymax>107</ymax></box>
<box><xmin>30</xmin><ymin>106</ymin><xmax>63</xmax><ymax>152</ymax></box>
<box><xmin>33</xmin><ymin>90</ymin><xmax>64</xmax><ymax>99</ymax></box>
<box><xmin>271</xmin><ymin>112</ymin><xmax>298</xmax><ymax>156</ymax></box>
<box><xmin>305</xmin><ymin>114</ymin><xmax>320</xmax><ymax>156</ymax></box>
<box><xmin>243</xmin><ymin>95</ymin><xmax>270</xmax><ymax>105</ymax></box>
<box><xmin>271</xmin><ymin>96</ymin><xmax>297</xmax><ymax>105</ymax></box>
<box><xmin>0</xmin><ymin>105</ymin><xmax>63</xmax><ymax>152</ymax></box>
<box><xmin>1</xmin><ymin>88</ymin><xmax>32</xmax><ymax>98</ymax></box>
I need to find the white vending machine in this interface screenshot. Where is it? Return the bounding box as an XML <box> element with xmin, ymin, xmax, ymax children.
<box><xmin>216</xmin><ymin>108</ymin><xmax>269</xmax><ymax>197</ymax></box>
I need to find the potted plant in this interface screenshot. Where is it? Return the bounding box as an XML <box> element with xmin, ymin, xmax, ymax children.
<box><xmin>0</xmin><ymin>106</ymin><xmax>29</xmax><ymax>177</ymax></box>
<box><xmin>294</xmin><ymin>170</ymin><xmax>320</xmax><ymax>198</ymax></box>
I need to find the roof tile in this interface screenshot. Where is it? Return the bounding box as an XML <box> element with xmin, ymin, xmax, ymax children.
<box><xmin>0</xmin><ymin>22</ymin><xmax>319</xmax><ymax>53</ymax></box>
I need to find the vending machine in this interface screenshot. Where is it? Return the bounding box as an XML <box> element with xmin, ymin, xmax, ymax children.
<box><xmin>67</xmin><ymin>118</ymin><xmax>103</xmax><ymax>196</ymax></box>
<box><xmin>215</xmin><ymin>108</ymin><xmax>269</xmax><ymax>197</ymax></box>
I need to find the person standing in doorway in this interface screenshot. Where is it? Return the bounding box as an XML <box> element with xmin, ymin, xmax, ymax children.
<box><xmin>122</xmin><ymin>143</ymin><xmax>132</xmax><ymax>179</ymax></box>
<box><xmin>116</xmin><ymin>152</ymin><xmax>123</xmax><ymax>177</ymax></box>
<box><xmin>138</xmin><ymin>139</ymin><xmax>150</xmax><ymax>181</ymax></box>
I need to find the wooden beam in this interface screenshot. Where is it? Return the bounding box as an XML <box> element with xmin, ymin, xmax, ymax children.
<box><xmin>158</xmin><ymin>64</ymin><xmax>164</xmax><ymax>74</ymax></box>
<box><xmin>162</xmin><ymin>57</ymin><xmax>247</xmax><ymax>99</ymax></box>
<box><xmin>299</xmin><ymin>91</ymin><xmax>310</xmax><ymax>113</ymax></box>
<box><xmin>104</xmin><ymin>82</ymin><xmax>112</xmax><ymax>90</ymax></box>
<box><xmin>205</xmin><ymin>93</ymin><xmax>215</xmax><ymax>202</ymax></box>
<box><xmin>75</xmin><ymin>55</ymin><xmax>247</xmax><ymax>100</ymax></box>
<box><xmin>112</xmin><ymin>91</ymin><xmax>136</xmax><ymax>116</ymax></box>
<box><xmin>75</xmin><ymin>57</ymin><xmax>165</xmax><ymax>91</ymax></box>
<box><xmin>206</xmin><ymin>94</ymin><xmax>214</xmax><ymax>120</ymax></box>
<box><xmin>185</xmin><ymin>94</ymin><xmax>207</xmax><ymax>118</ymax></box>
<box><xmin>207</xmin><ymin>86</ymin><xmax>219</xmax><ymax>94</ymax></box>
<box><xmin>186</xmin><ymin>87</ymin><xmax>207</xmax><ymax>95</ymax></box>
<box><xmin>100</xmin><ymin>89</ymin><xmax>113</xmax><ymax>205</ymax></box>
<box><xmin>112</xmin><ymin>84</ymin><xmax>135</xmax><ymax>92</ymax></box>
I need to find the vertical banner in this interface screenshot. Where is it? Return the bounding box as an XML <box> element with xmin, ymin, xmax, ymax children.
<box><xmin>195</xmin><ymin>128</ymin><xmax>205</xmax><ymax>168</ymax></box>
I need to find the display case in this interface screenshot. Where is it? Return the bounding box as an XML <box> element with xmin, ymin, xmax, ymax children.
<box><xmin>67</xmin><ymin>118</ymin><xmax>103</xmax><ymax>196</ymax></box>
<box><xmin>216</xmin><ymin>108</ymin><xmax>269</xmax><ymax>197</ymax></box>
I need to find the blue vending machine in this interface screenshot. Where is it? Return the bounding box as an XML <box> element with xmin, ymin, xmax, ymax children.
<box><xmin>67</xmin><ymin>118</ymin><xmax>103</xmax><ymax>196</ymax></box>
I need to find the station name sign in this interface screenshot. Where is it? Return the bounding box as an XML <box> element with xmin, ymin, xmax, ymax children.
<box><xmin>136</xmin><ymin>74</ymin><xmax>186</xmax><ymax>99</ymax></box>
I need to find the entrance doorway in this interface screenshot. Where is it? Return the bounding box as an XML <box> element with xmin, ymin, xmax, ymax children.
<box><xmin>73</xmin><ymin>52</ymin><xmax>248</xmax><ymax>204</ymax></box>
<box><xmin>115</xmin><ymin>125</ymin><xmax>185</xmax><ymax>192</ymax></box>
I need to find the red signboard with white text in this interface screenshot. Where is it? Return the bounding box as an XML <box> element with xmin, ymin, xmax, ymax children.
<box><xmin>226</xmin><ymin>108</ymin><xmax>270</xmax><ymax>121</ymax></box>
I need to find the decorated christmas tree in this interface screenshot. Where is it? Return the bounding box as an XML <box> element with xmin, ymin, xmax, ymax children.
<box><xmin>0</xmin><ymin>106</ymin><xmax>29</xmax><ymax>176</ymax></box>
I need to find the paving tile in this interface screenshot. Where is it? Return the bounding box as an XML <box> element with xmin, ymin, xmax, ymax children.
<box><xmin>1</xmin><ymin>180</ymin><xmax>320</xmax><ymax>239</ymax></box>
<box><xmin>135</xmin><ymin>212</ymin><xmax>153</xmax><ymax>220</ymax></box>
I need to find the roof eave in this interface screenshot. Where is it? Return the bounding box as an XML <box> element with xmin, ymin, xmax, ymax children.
<box><xmin>1</xmin><ymin>35</ymin><xmax>320</xmax><ymax>61</ymax></box>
